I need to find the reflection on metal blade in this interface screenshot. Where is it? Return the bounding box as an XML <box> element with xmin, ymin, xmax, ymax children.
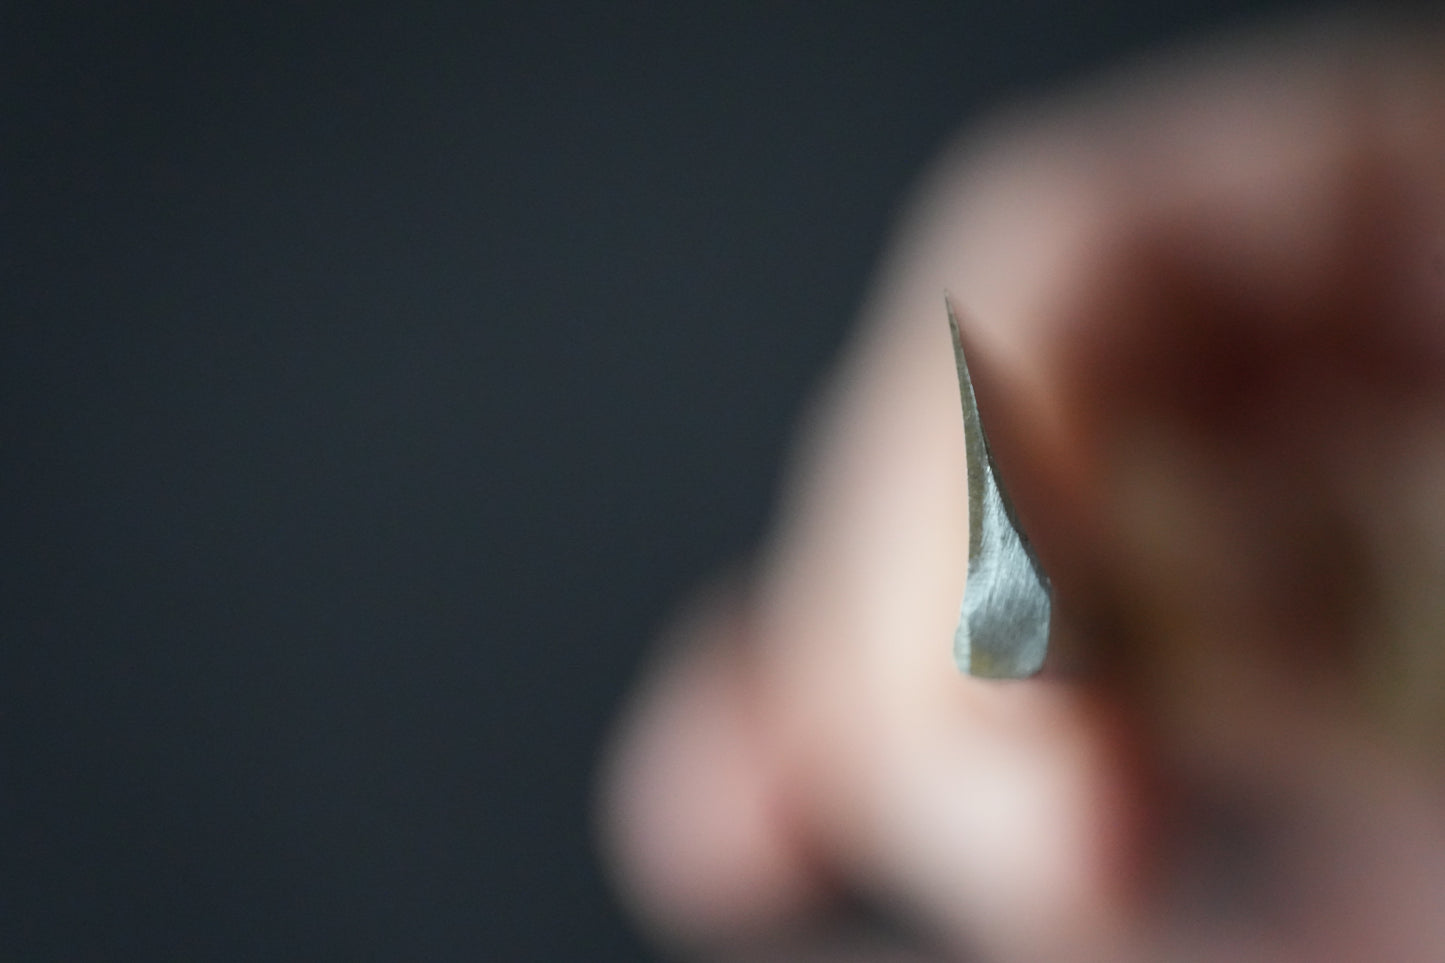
<box><xmin>947</xmin><ymin>298</ymin><xmax>1050</xmax><ymax>678</ymax></box>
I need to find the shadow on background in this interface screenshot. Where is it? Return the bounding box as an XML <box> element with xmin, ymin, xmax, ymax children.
<box><xmin>5</xmin><ymin>2</ymin><xmax>1318</xmax><ymax>959</ymax></box>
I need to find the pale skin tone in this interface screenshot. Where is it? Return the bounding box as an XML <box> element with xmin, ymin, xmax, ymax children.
<box><xmin>601</xmin><ymin>19</ymin><xmax>1445</xmax><ymax>962</ymax></box>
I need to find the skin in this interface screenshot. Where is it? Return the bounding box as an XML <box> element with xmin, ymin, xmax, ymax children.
<box><xmin>600</xmin><ymin>17</ymin><xmax>1445</xmax><ymax>962</ymax></box>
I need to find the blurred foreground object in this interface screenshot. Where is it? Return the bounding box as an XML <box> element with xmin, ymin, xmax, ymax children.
<box><xmin>603</xmin><ymin>13</ymin><xmax>1445</xmax><ymax>962</ymax></box>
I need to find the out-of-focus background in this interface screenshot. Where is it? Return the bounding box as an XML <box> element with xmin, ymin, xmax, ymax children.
<box><xmin>4</xmin><ymin>2</ymin><xmax>1344</xmax><ymax>959</ymax></box>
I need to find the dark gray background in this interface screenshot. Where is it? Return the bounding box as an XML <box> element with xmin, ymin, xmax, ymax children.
<box><xmin>3</xmin><ymin>2</ymin><xmax>1344</xmax><ymax>958</ymax></box>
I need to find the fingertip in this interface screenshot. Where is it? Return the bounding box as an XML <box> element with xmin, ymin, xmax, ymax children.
<box><xmin>597</xmin><ymin>584</ymin><xmax>829</xmax><ymax>948</ymax></box>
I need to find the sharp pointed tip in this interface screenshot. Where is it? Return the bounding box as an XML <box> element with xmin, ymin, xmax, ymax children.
<box><xmin>944</xmin><ymin>293</ymin><xmax>964</xmax><ymax>348</ymax></box>
<box><xmin>946</xmin><ymin>295</ymin><xmax>1053</xmax><ymax>681</ymax></box>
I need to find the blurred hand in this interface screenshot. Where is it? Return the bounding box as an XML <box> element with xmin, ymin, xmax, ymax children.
<box><xmin>601</xmin><ymin>18</ymin><xmax>1445</xmax><ymax>962</ymax></box>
